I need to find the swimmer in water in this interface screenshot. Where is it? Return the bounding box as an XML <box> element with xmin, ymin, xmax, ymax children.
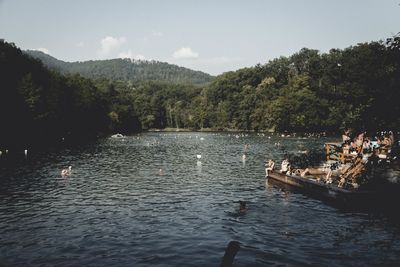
<box><xmin>239</xmin><ymin>201</ymin><xmax>247</xmax><ymax>213</ymax></box>
<box><xmin>61</xmin><ymin>166</ymin><xmax>72</xmax><ymax>177</ymax></box>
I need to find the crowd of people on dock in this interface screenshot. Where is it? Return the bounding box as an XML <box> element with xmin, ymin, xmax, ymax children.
<box><xmin>266</xmin><ymin>130</ymin><xmax>398</xmax><ymax>189</ymax></box>
<box><xmin>341</xmin><ymin>130</ymin><xmax>395</xmax><ymax>157</ymax></box>
<box><xmin>336</xmin><ymin>130</ymin><xmax>397</xmax><ymax>188</ymax></box>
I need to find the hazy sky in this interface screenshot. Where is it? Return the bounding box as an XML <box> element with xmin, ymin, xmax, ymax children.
<box><xmin>0</xmin><ymin>0</ymin><xmax>399</xmax><ymax>75</ymax></box>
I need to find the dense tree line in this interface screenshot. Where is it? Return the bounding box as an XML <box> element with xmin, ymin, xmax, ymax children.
<box><xmin>25</xmin><ymin>50</ymin><xmax>213</xmax><ymax>85</ymax></box>
<box><xmin>93</xmin><ymin>79</ymin><xmax>201</xmax><ymax>132</ymax></box>
<box><xmin>0</xmin><ymin>41</ymin><xmax>110</xmax><ymax>148</ymax></box>
<box><xmin>0</xmin><ymin>40</ymin><xmax>203</xmax><ymax>148</ymax></box>
<box><xmin>1</xmin><ymin>34</ymin><xmax>399</xmax><ymax>148</ymax></box>
<box><xmin>110</xmin><ymin>34</ymin><xmax>399</xmax><ymax>133</ymax></box>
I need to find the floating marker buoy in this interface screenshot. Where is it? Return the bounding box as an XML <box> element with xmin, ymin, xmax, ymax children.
<box><xmin>197</xmin><ymin>154</ymin><xmax>202</xmax><ymax>159</ymax></box>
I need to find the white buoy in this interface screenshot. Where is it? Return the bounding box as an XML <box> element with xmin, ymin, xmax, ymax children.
<box><xmin>197</xmin><ymin>154</ymin><xmax>202</xmax><ymax>159</ymax></box>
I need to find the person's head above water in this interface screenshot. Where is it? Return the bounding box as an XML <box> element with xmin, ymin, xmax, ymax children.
<box><xmin>239</xmin><ymin>201</ymin><xmax>247</xmax><ymax>212</ymax></box>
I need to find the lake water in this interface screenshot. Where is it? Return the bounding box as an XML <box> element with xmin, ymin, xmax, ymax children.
<box><xmin>1</xmin><ymin>132</ymin><xmax>399</xmax><ymax>266</ymax></box>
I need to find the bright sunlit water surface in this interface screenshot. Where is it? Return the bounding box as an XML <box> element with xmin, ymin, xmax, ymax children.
<box><xmin>1</xmin><ymin>133</ymin><xmax>399</xmax><ymax>266</ymax></box>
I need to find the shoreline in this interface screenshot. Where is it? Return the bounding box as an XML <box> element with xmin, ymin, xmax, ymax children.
<box><xmin>149</xmin><ymin>127</ymin><xmax>278</xmax><ymax>133</ymax></box>
<box><xmin>147</xmin><ymin>127</ymin><xmax>333</xmax><ymax>135</ymax></box>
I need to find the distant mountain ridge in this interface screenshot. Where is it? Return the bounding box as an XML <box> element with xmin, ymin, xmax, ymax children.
<box><xmin>25</xmin><ymin>50</ymin><xmax>214</xmax><ymax>85</ymax></box>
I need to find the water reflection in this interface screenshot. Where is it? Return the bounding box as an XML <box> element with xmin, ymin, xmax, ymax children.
<box><xmin>0</xmin><ymin>132</ymin><xmax>399</xmax><ymax>266</ymax></box>
<box><xmin>196</xmin><ymin>160</ymin><xmax>202</xmax><ymax>174</ymax></box>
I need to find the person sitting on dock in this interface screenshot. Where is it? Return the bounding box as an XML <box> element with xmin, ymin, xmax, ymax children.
<box><xmin>362</xmin><ymin>138</ymin><xmax>372</xmax><ymax>154</ymax></box>
<box><xmin>299</xmin><ymin>167</ymin><xmax>330</xmax><ymax>181</ymax></box>
<box><xmin>342</xmin><ymin>129</ymin><xmax>351</xmax><ymax>143</ymax></box>
<box><xmin>300</xmin><ymin>168</ymin><xmax>310</xmax><ymax>177</ymax></box>
<box><xmin>375</xmin><ymin>131</ymin><xmax>396</xmax><ymax>158</ymax></box>
<box><xmin>280</xmin><ymin>159</ymin><xmax>290</xmax><ymax>174</ymax></box>
<box><xmin>354</xmin><ymin>132</ymin><xmax>365</xmax><ymax>154</ymax></box>
<box><xmin>265</xmin><ymin>159</ymin><xmax>275</xmax><ymax>177</ymax></box>
<box><xmin>382</xmin><ymin>132</ymin><xmax>394</xmax><ymax>147</ymax></box>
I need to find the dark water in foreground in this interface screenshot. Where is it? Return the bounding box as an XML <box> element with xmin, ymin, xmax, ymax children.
<box><xmin>1</xmin><ymin>133</ymin><xmax>399</xmax><ymax>266</ymax></box>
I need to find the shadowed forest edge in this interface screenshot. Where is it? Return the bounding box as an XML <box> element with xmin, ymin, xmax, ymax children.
<box><xmin>0</xmin><ymin>33</ymin><xmax>399</xmax><ymax>148</ymax></box>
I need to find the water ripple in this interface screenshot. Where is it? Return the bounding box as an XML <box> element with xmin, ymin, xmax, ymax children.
<box><xmin>0</xmin><ymin>133</ymin><xmax>400</xmax><ymax>266</ymax></box>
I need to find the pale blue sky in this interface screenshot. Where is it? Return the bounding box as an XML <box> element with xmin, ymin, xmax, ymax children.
<box><xmin>0</xmin><ymin>0</ymin><xmax>399</xmax><ymax>75</ymax></box>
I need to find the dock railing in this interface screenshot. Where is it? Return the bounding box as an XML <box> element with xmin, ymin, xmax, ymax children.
<box><xmin>325</xmin><ymin>143</ymin><xmax>356</xmax><ymax>163</ymax></box>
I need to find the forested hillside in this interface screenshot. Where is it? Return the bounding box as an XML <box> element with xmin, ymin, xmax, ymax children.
<box><xmin>1</xmin><ymin>34</ymin><xmax>399</xmax><ymax>148</ymax></box>
<box><xmin>118</xmin><ymin>34</ymin><xmax>400</xmax><ymax>133</ymax></box>
<box><xmin>0</xmin><ymin>40</ymin><xmax>201</xmax><ymax>147</ymax></box>
<box><xmin>0</xmin><ymin>41</ymin><xmax>110</xmax><ymax>148</ymax></box>
<box><xmin>197</xmin><ymin>37</ymin><xmax>400</xmax><ymax>132</ymax></box>
<box><xmin>25</xmin><ymin>50</ymin><xmax>213</xmax><ymax>85</ymax></box>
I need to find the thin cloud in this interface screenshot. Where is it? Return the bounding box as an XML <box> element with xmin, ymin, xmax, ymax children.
<box><xmin>118</xmin><ymin>50</ymin><xmax>146</xmax><ymax>60</ymax></box>
<box><xmin>97</xmin><ymin>36</ymin><xmax>126</xmax><ymax>58</ymax></box>
<box><xmin>172</xmin><ymin>47</ymin><xmax>199</xmax><ymax>59</ymax></box>
<box><xmin>118</xmin><ymin>50</ymin><xmax>133</xmax><ymax>59</ymax></box>
<box><xmin>169</xmin><ymin>56</ymin><xmax>244</xmax><ymax>75</ymax></box>
<box><xmin>35</xmin><ymin>47</ymin><xmax>50</xmax><ymax>54</ymax></box>
<box><xmin>134</xmin><ymin>54</ymin><xmax>146</xmax><ymax>60</ymax></box>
